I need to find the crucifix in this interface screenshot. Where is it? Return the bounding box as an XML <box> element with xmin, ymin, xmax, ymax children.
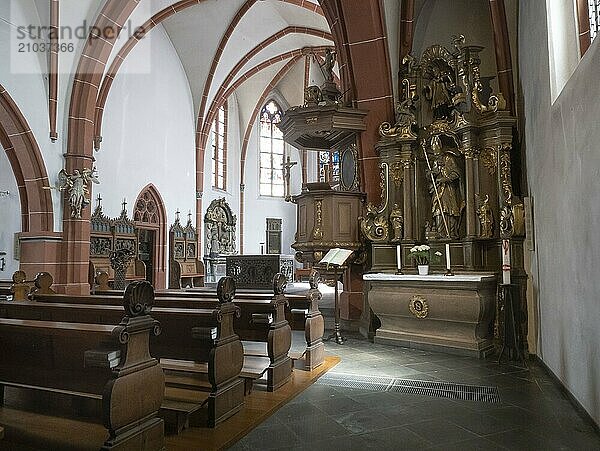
<box><xmin>96</xmin><ymin>193</ymin><xmax>102</xmax><ymax>209</ymax></box>
<box><xmin>121</xmin><ymin>198</ymin><xmax>127</xmax><ymax>213</ymax></box>
<box><xmin>283</xmin><ymin>155</ymin><xmax>298</xmax><ymax>201</ymax></box>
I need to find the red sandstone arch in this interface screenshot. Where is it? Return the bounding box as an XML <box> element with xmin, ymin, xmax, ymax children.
<box><xmin>133</xmin><ymin>184</ymin><xmax>167</xmax><ymax>290</ymax></box>
<box><xmin>0</xmin><ymin>83</ymin><xmax>53</xmax><ymax>233</ymax></box>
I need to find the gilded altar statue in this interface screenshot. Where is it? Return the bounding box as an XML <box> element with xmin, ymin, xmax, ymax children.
<box><xmin>424</xmin><ymin>64</ymin><xmax>457</xmax><ymax>120</ymax></box>
<box><xmin>475</xmin><ymin>194</ymin><xmax>494</xmax><ymax>238</ymax></box>
<box><xmin>389</xmin><ymin>204</ymin><xmax>404</xmax><ymax>242</ymax></box>
<box><xmin>427</xmin><ymin>135</ymin><xmax>464</xmax><ymax>238</ymax></box>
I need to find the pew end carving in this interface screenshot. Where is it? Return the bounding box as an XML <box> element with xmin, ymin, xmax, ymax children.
<box><xmin>290</xmin><ymin>269</ymin><xmax>325</xmax><ymax>371</ymax></box>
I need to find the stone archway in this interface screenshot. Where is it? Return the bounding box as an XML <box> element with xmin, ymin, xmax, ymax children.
<box><xmin>0</xmin><ymin>83</ymin><xmax>60</xmax><ymax>279</ymax></box>
<box><xmin>133</xmin><ymin>184</ymin><xmax>167</xmax><ymax>290</ymax></box>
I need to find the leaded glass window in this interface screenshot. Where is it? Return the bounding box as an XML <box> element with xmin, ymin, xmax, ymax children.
<box><xmin>211</xmin><ymin>104</ymin><xmax>227</xmax><ymax>190</ymax></box>
<box><xmin>259</xmin><ymin>100</ymin><xmax>285</xmax><ymax>197</ymax></box>
<box><xmin>590</xmin><ymin>0</ymin><xmax>599</xmax><ymax>42</ymax></box>
<box><xmin>318</xmin><ymin>150</ymin><xmax>340</xmax><ymax>183</ymax></box>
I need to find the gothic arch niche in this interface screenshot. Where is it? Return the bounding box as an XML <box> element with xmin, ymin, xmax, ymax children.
<box><xmin>133</xmin><ymin>184</ymin><xmax>167</xmax><ymax>289</ymax></box>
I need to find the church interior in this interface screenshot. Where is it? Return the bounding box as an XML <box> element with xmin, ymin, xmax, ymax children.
<box><xmin>0</xmin><ymin>0</ymin><xmax>599</xmax><ymax>449</ymax></box>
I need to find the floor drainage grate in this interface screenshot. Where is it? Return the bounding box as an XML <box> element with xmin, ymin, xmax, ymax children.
<box><xmin>317</xmin><ymin>373</ymin><xmax>501</xmax><ymax>403</ymax></box>
<box><xmin>317</xmin><ymin>373</ymin><xmax>393</xmax><ymax>391</ymax></box>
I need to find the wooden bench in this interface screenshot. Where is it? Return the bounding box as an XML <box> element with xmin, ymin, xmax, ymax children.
<box><xmin>0</xmin><ymin>281</ymin><xmax>165</xmax><ymax>450</ymax></box>
<box><xmin>170</xmin><ymin>260</ymin><xmax>205</xmax><ymax>289</ymax></box>
<box><xmin>94</xmin><ymin>270</ymin><xmax>325</xmax><ymax>370</ymax></box>
<box><xmin>8</xmin><ymin>278</ymin><xmax>245</xmax><ymax>429</ymax></box>
<box><xmin>36</xmin><ymin>273</ymin><xmax>293</xmax><ymax>393</ymax></box>
<box><xmin>181</xmin><ymin>270</ymin><xmax>325</xmax><ymax>370</ymax></box>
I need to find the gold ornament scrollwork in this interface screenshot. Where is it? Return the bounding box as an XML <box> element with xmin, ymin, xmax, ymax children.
<box><xmin>379</xmin><ymin>79</ymin><xmax>418</xmax><ymax>139</ymax></box>
<box><xmin>471</xmin><ymin>62</ymin><xmax>506</xmax><ymax>114</ymax></box>
<box><xmin>390</xmin><ymin>162</ymin><xmax>404</xmax><ymax>188</ymax></box>
<box><xmin>498</xmin><ymin>145</ymin><xmax>525</xmax><ymax>238</ymax></box>
<box><xmin>480</xmin><ymin>147</ymin><xmax>498</xmax><ymax>175</ymax></box>
<box><xmin>312</xmin><ymin>200</ymin><xmax>323</xmax><ymax>240</ymax></box>
<box><xmin>359</xmin><ymin>203</ymin><xmax>389</xmax><ymax>242</ymax></box>
<box><xmin>359</xmin><ymin>163</ymin><xmax>390</xmax><ymax>242</ymax></box>
<box><xmin>409</xmin><ymin>295</ymin><xmax>429</xmax><ymax>319</ymax></box>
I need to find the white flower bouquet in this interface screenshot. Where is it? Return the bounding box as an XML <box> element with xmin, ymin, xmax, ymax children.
<box><xmin>407</xmin><ymin>244</ymin><xmax>442</xmax><ymax>266</ymax></box>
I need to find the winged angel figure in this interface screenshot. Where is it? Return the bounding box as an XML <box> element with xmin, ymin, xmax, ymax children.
<box><xmin>55</xmin><ymin>168</ymin><xmax>100</xmax><ymax>218</ymax></box>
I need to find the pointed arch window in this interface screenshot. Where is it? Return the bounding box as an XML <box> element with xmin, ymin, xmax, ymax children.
<box><xmin>211</xmin><ymin>104</ymin><xmax>227</xmax><ymax>190</ymax></box>
<box><xmin>589</xmin><ymin>0</ymin><xmax>599</xmax><ymax>42</ymax></box>
<box><xmin>575</xmin><ymin>0</ymin><xmax>599</xmax><ymax>56</ymax></box>
<box><xmin>259</xmin><ymin>100</ymin><xmax>285</xmax><ymax>197</ymax></box>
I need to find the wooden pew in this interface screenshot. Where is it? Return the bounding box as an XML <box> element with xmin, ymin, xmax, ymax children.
<box><xmin>0</xmin><ymin>281</ymin><xmax>165</xmax><ymax>450</ymax></box>
<box><xmin>6</xmin><ymin>270</ymin><xmax>55</xmax><ymax>302</ymax></box>
<box><xmin>164</xmin><ymin>270</ymin><xmax>324</xmax><ymax>371</ymax></box>
<box><xmin>33</xmin><ymin>273</ymin><xmax>293</xmax><ymax>392</ymax></box>
<box><xmin>170</xmin><ymin>259</ymin><xmax>205</xmax><ymax>289</ymax></box>
<box><xmin>4</xmin><ymin>278</ymin><xmax>245</xmax><ymax>429</ymax></box>
<box><xmin>95</xmin><ymin>269</ymin><xmax>325</xmax><ymax>370</ymax></box>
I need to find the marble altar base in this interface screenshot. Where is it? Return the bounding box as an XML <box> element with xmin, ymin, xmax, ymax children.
<box><xmin>364</xmin><ymin>273</ymin><xmax>497</xmax><ymax>358</ymax></box>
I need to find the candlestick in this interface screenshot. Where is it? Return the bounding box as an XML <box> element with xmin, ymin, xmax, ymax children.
<box><xmin>396</xmin><ymin>244</ymin><xmax>403</xmax><ymax>274</ymax></box>
<box><xmin>444</xmin><ymin>243</ymin><xmax>453</xmax><ymax>276</ymax></box>
<box><xmin>502</xmin><ymin>239</ymin><xmax>511</xmax><ymax>284</ymax></box>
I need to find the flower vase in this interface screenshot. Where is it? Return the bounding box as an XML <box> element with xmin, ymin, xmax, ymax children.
<box><xmin>418</xmin><ymin>265</ymin><xmax>429</xmax><ymax>276</ymax></box>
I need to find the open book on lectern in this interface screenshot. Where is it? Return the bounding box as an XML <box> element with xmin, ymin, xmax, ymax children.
<box><xmin>319</xmin><ymin>248</ymin><xmax>354</xmax><ymax>269</ymax></box>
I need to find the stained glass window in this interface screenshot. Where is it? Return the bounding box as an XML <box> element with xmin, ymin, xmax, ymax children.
<box><xmin>259</xmin><ymin>100</ymin><xmax>285</xmax><ymax>197</ymax></box>
<box><xmin>318</xmin><ymin>150</ymin><xmax>340</xmax><ymax>183</ymax></box>
<box><xmin>211</xmin><ymin>104</ymin><xmax>227</xmax><ymax>190</ymax></box>
<box><xmin>590</xmin><ymin>0</ymin><xmax>599</xmax><ymax>42</ymax></box>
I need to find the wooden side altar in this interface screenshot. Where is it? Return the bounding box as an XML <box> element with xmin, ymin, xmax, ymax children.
<box><xmin>364</xmin><ymin>273</ymin><xmax>497</xmax><ymax>357</ymax></box>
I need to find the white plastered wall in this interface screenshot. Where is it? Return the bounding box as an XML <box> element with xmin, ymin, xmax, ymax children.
<box><xmin>520</xmin><ymin>0</ymin><xmax>600</xmax><ymax>426</ymax></box>
<box><xmin>94</xmin><ymin>24</ymin><xmax>196</xmax><ymax>267</ymax></box>
<box><xmin>0</xmin><ymin>149</ymin><xmax>21</xmax><ymax>276</ymax></box>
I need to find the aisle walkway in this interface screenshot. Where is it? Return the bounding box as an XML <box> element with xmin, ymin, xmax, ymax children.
<box><xmin>230</xmin><ymin>333</ymin><xmax>600</xmax><ymax>450</ymax></box>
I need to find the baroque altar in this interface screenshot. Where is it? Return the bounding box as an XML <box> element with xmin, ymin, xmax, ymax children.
<box><xmin>361</xmin><ymin>36</ymin><xmax>527</xmax><ymax>355</ymax></box>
